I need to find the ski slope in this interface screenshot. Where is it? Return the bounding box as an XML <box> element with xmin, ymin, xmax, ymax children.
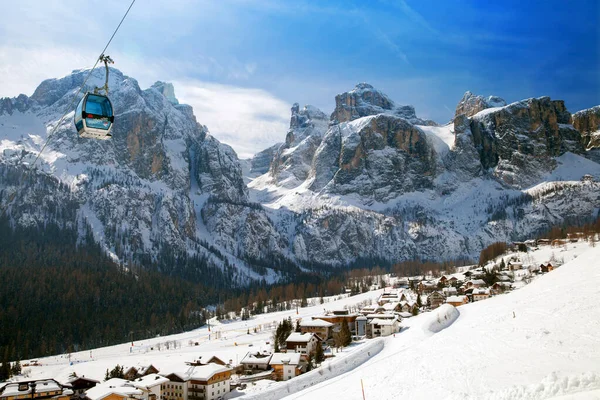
<box><xmin>286</xmin><ymin>245</ymin><xmax>600</xmax><ymax>400</ymax></box>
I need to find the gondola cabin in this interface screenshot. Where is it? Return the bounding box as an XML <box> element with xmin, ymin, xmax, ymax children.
<box><xmin>74</xmin><ymin>93</ymin><xmax>114</xmax><ymax>140</ymax></box>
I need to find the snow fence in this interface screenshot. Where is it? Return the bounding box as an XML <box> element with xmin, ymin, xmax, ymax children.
<box><xmin>422</xmin><ymin>304</ymin><xmax>460</xmax><ymax>334</ymax></box>
<box><xmin>239</xmin><ymin>338</ymin><xmax>384</xmax><ymax>400</ymax></box>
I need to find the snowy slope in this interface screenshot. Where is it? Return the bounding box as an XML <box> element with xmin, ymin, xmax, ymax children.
<box><xmin>286</xmin><ymin>245</ymin><xmax>600</xmax><ymax>400</ymax></box>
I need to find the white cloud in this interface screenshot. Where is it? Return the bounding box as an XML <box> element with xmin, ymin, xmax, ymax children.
<box><xmin>174</xmin><ymin>80</ymin><xmax>290</xmax><ymax>158</ymax></box>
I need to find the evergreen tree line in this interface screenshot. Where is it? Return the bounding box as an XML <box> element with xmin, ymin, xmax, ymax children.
<box><xmin>0</xmin><ymin>218</ymin><xmax>208</xmax><ymax>361</ymax></box>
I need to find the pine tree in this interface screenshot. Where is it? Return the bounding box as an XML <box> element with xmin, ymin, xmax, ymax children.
<box><xmin>314</xmin><ymin>341</ymin><xmax>325</xmax><ymax>365</ymax></box>
<box><xmin>340</xmin><ymin>321</ymin><xmax>352</xmax><ymax>347</ymax></box>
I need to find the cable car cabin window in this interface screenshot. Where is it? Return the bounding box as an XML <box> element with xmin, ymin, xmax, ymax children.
<box><xmin>74</xmin><ymin>97</ymin><xmax>84</xmax><ymax>132</ymax></box>
<box><xmin>84</xmin><ymin>94</ymin><xmax>113</xmax><ymax>131</ymax></box>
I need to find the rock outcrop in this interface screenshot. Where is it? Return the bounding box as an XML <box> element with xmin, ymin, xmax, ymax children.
<box><xmin>455</xmin><ymin>91</ymin><xmax>506</xmax><ymax>118</ymax></box>
<box><xmin>572</xmin><ymin>106</ymin><xmax>600</xmax><ymax>150</ymax></box>
<box><xmin>268</xmin><ymin>103</ymin><xmax>328</xmax><ymax>187</ymax></box>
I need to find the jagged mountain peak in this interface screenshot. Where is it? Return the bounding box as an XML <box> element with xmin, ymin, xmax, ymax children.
<box><xmin>331</xmin><ymin>83</ymin><xmax>436</xmax><ymax>126</ymax></box>
<box><xmin>151</xmin><ymin>81</ymin><xmax>179</xmax><ymax>105</ymax></box>
<box><xmin>455</xmin><ymin>90</ymin><xmax>506</xmax><ymax>118</ymax></box>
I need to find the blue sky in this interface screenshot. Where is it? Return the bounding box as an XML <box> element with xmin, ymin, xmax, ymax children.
<box><xmin>1</xmin><ymin>0</ymin><xmax>598</xmax><ymax>157</ymax></box>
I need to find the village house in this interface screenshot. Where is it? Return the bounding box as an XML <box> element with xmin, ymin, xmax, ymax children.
<box><xmin>162</xmin><ymin>364</ymin><xmax>232</xmax><ymax>400</ymax></box>
<box><xmin>359</xmin><ymin>305</ymin><xmax>386</xmax><ymax>315</ymax></box>
<box><xmin>369</xmin><ymin>318</ymin><xmax>399</xmax><ymax>337</ymax></box>
<box><xmin>1</xmin><ymin>380</ymin><xmax>73</xmax><ymax>400</ymax></box>
<box><xmin>239</xmin><ymin>352</ymin><xmax>272</xmax><ymax>373</ymax></box>
<box><xmin>537</xmin><ymin>238</ymin><xmax>551</xmax><ymax>246</ymax></box>
<box><xmin>465</xmin><ymin>279</ymin><xmax>487</xmax><ymax>289</ymax></box>
<box><xmin>382</xmin><ymin>302</ymin><xmax>401</xmax><ymax>313</ymax></box>
<box><xmin>268</xmin><ymin>353</ymin><xmax>302</xmax><ymax>381</ymax></box>
<box><xmin>418</xmin><ymin>281</ymin><xmax>437</xmax><ymax>294</ymax></box>
<box><xmin>428</xmin><ymin>291</ymin><xmax>446</xmax><ymax>309</ymax></box>
<box><xmin>160</xmin><ymin>373</ymin><xmax>187</xmax><ymax>400</ymax></box>
<box><xmin>442</xmin><ymin>287</ymin><xmax>457</xmax><ymax>297</ymax></box>
<box><xmin>300</xmin><ymin>318</ymin><xmax>334</xmax><ymax>340</ymax></box>
<box><xmin>192</xmin><ymin>356</ymin><xmax>227</xmax><ymax>366</ymax></box>
<box><xmin>313</xmin><ymin>310</ymin><xmax>359</xmax><ymax>335</ymax></box>
<box><xmin>66</xmin><ymin>376</ymin><xmax>99</xmax><ymax>399</ymax></box>
<box><xmin>186</xmin><ymin>364</ymin><xmax>232</xmax><ymax>400</ymax></box>
<box><xmin>133</xmin><ymin>374</ymin><xmax>169</xmax><ymax>400</ymax></box>
<box><xmin>378</xmin><ymin>290</ymin><xmax>401</xmax><ymax>305</ymax></box>
<box><xmin>446</xmin><ymin>295</ymin><xmax>469</xmax><ymax>307</ymax></box>
<box><xmin>490</xmin><ymin>282</ymin><xmax>510</xmax><ymax>295</ymax></box>
<box><xmin>285</xmin><ymin>332</ymin><xmax>321</xmax><ymax>360</ymax></box>
<box><xmin>438</xmin><ymin>275</ymin><xmax>449</xmax><ymax>286</ymax></box>
<box><xmin>471</xmin><ymin>288</ymin><xmax>491</xmax><ymax>302</ymax></box>
<box><xmin>507</xmin><ymin>262</ymin><xmax>523</xmax><ymax>271</ymax></box>
<box><xmin>85</xmin><ymin>378</ymin><xmax>143</xmax><ymax>400</ymax></box>
<box><xmin>124</xmin><ymin>365</ymin><xmax>159</xmax><ymax>381</ymax></box>
<box><xmin>355</xmin><ymin>315</ymin><xmax>368</xmax><ymax>336</ymax></box>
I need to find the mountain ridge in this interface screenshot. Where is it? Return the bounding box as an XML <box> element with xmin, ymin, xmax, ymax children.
<box><xmin>1</xmin><ymin>68</ymin><xmax>600</xmax><ymax>284</ymax></box>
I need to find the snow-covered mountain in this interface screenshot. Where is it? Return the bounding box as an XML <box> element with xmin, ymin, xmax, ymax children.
<box><xmin>1</xmin><ymin>70</ymin><xmax>599</xmax><ymax>283</ymax></box>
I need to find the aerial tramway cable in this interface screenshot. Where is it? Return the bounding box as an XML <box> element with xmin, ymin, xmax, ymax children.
<box><xmin>0</xmin><ymin>0</ymin><xmax>136</xmax><ymax>218</ymax></box>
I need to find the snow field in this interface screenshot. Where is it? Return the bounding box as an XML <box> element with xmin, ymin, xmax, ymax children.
<box><xmin>287</xmin><ymin>245</ymin><xmax>600</xmax><ymax>399</ymax></box>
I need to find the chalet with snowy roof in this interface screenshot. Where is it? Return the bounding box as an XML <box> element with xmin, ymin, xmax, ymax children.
<box><xmin>438</xmin><ymin>276</ymin><xmax>449</xmax><ymax>286</ymax></box>
<box><xmin>418</xmin><ymin>281</ymin><xmax>437</xmax><ymax>294</ymax></box>
<box><xmin>507</xmin><ymin>262</ymin><xmax>523</xmax><ymax>271</ymax></box>
<box><xmin>465</xmin><ymin>279</ymin><xmax>487</xmax><ymax>289</ymax></box>
<box><xmin>240</xmin><ymin>352</ymin><xmax>272</xmax><ymax>373</ymax></box>
<box><xmin>285</xmin><ymin>332</ymin><xmax>321</xmax><ymax>360</ymax></box>
<box><xmin>314</xmin><ymin>310</ymin><xmax>359</xmax><ymax>335</ymax></box>
<box><xmin>301</xmin><ymin>318</ymin><xmax>334</xmax><ymax>340</ymax></box>
<box><xmin>428</xmin><ymin>291</ymin><xmax>446</xmax><ymax>309</ymax></box>
<box><xmin>124</xmin><ymin>365</ymin><xmax>159</xmax><ymax>381</ymax></box>
<box><xmin>1</xmin><ymin>380</ymin><xmax>73</xmax><ymax>400</ymax></box>
<box><xmin>377</xmin><ymin>290</ymin><xmax>401</xmax><ymax>305</ymax></box>
<box><xmin>133</xmin><ymin>374</ymin><xmax>169</xmax><ymax>400</ymax></box>
<box><xmin>537</xmin><ymin>238</ymin><xmax>551</xmax><ymax>246</ymax></box>
<box><xmin>369</xmin><ymin>318</ymin><xmax>399</xmax><ymax>337</ymax></box>
<box><xmin>490</xmin><ymin>282</ymin><xmax>511</xmax><ymax>295</ymax></box>
<box><xmin>382</xmin><ymin>302</ymin><xmax>401</xmax><ymax>313</ymax></box>
<box><xmin>66</xmin><ymin>376</ymin><xmax>99</xmax><ymax>399</ymax></box>
<box><xmin>442</xmin><ymin>287</ymin><xmax>457</xmax><ymax>297</ymax></box>
<box><xmin>161</xmin><ymin>364</ymin><xmax>232</xmax><ymax>400</ymax></box>
<box><xmin>85</xmin><ymin>378</ymin><xmax>143</xmax><ymax>400</ymax></box>
<box><xmin>359</xmin><ymin>305</ymin><xmax>385</xmax><ymax>315</ymax></box>
<box><xmin>472</xmin><ymin>288</ymin><xmax>491</xmax><ymax>302</ymax></box>
<box><xmin>446</xmin><ymin>295</ymin><xmax>469</xmax><ymax>307</ymax></box>
<box><xmin>269</xmin><ymin>353</ymin><xmax>302</xmax><ymax>381</ymax></box>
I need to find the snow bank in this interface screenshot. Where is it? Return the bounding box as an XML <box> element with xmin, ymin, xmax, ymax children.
<box><xmin>487</xmin><ymin>372</ymin><xmax>600</xmax><ymax>400</ymax></box>
<box><xmin>422</xmin><ymin>304</ymin><xmax>459</xmax><ymax>334</ymax></box>
<box><xmin>238</xmin><ymin>339</ymin><xmax>384</xmax><ymax>400</ymax></box>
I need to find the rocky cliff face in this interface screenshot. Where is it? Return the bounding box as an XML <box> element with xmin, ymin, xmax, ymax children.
<box><xmin>572</xmin><ymin>106</ymin><xmax>600</xmax><ymax>150</ymax></box>
<box><xmin>330</xmin><ymin>83</ymin><xmax>436</xmax><ymax>126</ymax></box>
<box><xmin>2</xmin><ymin>72</ymin><xmax>599</xmax><ymax>278</ymax></box>
<box><xmin>0</xmin><ymin>68</ymin><xmax>285</xmax><ymax>283</ymax></box>
<box><xmin>469</xmin><ymin>97</ymin><xmax>583</xmax><ymax>187</ymax></box>
<box><xmin>267</xmin><ymin>103</ymin><xmax>328</xmax><ymax>188</ymax></box>
<box><xmin>455</xmin><ymin>91</ymin><xmax>506</xmax><ymax>118</ymax></box>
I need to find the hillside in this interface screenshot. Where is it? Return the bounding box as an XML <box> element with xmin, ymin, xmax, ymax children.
<box><xmin>287</xmin><ymin>244</ymin><xmax>600</xmax><ymax>399</ymax></box>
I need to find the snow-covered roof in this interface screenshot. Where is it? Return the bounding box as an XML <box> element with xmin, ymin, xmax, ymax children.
<box><xmin>469</xmin><ymin>279</ymin><xmax>486</xmax><ymax>285</ymax></box>
<box><xmin>188</xmin><ymin>364</ymin><xmax>231</xmax><ymax>381</ymax></box>
<box><xmin>86</xmin><ymin>379</ymin><xmax>142</xmax><ymax>400</ymax></box>
<box><xmin>286</xmin><ymin>332</ymin><xmax>316</xmax><ymax>343</ymax></box>
<box><xmin>446</xmin><ymin>295</ymin><xmax>468</xmax><ymax>303</ymax></box>
<box><xmin>301</xmin><ymin>318</ymin><xmax>333</xmax><ymax>327</ymax></box>
<box><xmin>133</xmin><ymin>374</ymin><xmax>169</xmax><ymax>389</ymax></box>
<box><xmin>473</xmin><ymin>288</ymin><xmax>490</xmax><ymax>295</ymax></box>
<box><xmin>369</xmin><ymin>318</ymin><xmax>398</xmax><ymax>326</ymax></box>
<box><xmin>366</xmin><ymin>313</ymin><xmax>396</xmax><ymax>319</ymax></box>
<box><xmin>1</xmin><ymin>380</ymin><xmax>64</xmax><ymax>397</ymax></box>
<box><xmin>269</xmin><ymin>353</ymin><xmax>301</xmax><ymax>366</ymax></box>
<box><xmin>240</xmin><ymin>352</ymin><xmax>272</xmax><ymax>365</ymax></box>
